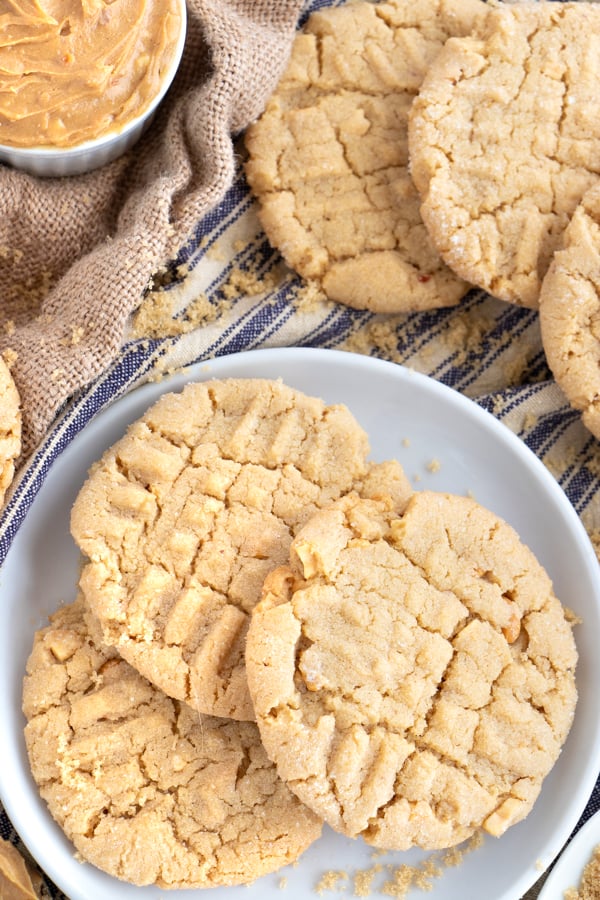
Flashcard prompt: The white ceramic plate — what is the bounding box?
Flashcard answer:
[1,348,599,900]
[538,809,600,899]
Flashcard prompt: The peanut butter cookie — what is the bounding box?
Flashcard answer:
[246,490,578,851]
[0,355,21,508]
[244,0,485,313]
[408,1,600,308]
[71,377,411,721]
[22,596,322,888]
[540,183,600,440]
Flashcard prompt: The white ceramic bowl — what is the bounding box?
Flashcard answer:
[0,0,187,178]
[1,348,599,900]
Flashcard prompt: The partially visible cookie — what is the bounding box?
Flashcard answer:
[0,355,21,508]
[0,837,37,900]
[22,596,322,889]
[71,377,411,721]
[408,1,600,308]
[539,183,600,440]
[246,490,578,851]
[244,0,485,313]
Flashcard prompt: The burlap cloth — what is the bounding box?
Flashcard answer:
[0,0,599,897]
[0,0,305,462]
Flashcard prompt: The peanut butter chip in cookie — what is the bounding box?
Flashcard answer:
[70,377,411,721]
[408,1,600,308]
[22,597,322,888]
[540,183,600,440]
[0,355,21,508]
[245,491,577,851]
[244,0,484,313]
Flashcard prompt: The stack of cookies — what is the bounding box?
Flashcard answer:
[244,0,600,440]
[22,377,578,889]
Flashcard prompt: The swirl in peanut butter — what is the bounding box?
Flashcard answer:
[0,0,183,148]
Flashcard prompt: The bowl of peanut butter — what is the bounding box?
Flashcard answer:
[0,0,187,177]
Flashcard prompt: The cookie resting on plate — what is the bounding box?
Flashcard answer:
[245,490,578,851]
[22,596,322,889]
[244,0,485,313]
[540,183,600,441]
[70,377,411,721]
[408,1,600,308]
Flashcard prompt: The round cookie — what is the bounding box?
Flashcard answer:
[539,183,600,440]
[71,377,411,721]
[0,355,21,508]
[244,0,485,314]
[22,596,322,889]
[246,490,578,851]
[408,1,600,309]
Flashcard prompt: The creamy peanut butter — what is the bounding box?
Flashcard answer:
[0,0,183,148]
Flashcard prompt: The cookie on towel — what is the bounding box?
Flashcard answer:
[245,490,578,850]
[244,0,485,313]
[408,1,600,308]
[22,596,322,888]
[540,183,600,440]
[0,355,21,508]
[71,377,411,721]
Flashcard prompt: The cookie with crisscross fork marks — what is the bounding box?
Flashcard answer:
[22,596,322,887]
[244,0,485,313]
[408,0,600,308]
[245,490,577,850]
[71,377,411,721]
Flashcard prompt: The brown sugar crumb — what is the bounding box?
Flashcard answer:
[353,865,382,897]
[221,266,280,300]
[441,309,495,365]
[381,864,420,898]
[564,843,600,900]
[205,243,227,262]
[316,832,485,898]
[2,348,18,369]
[132,291,232,339]
[522,411,539,431]
[59,326,85,348]
[442,831,483,867]
[293,279,332,313]
[315,870,348,895]
[344,318,403,361]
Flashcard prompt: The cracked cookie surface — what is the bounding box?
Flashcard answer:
[408,1,600,309]
[22,596,322,888]
[0,355,21,509]
[245,490,578,851]
[539,183,600,440]
[244,0,484,314]
[70,377,411,721]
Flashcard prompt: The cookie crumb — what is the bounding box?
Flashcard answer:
[426,458,441,473]
[278,875,288,890]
